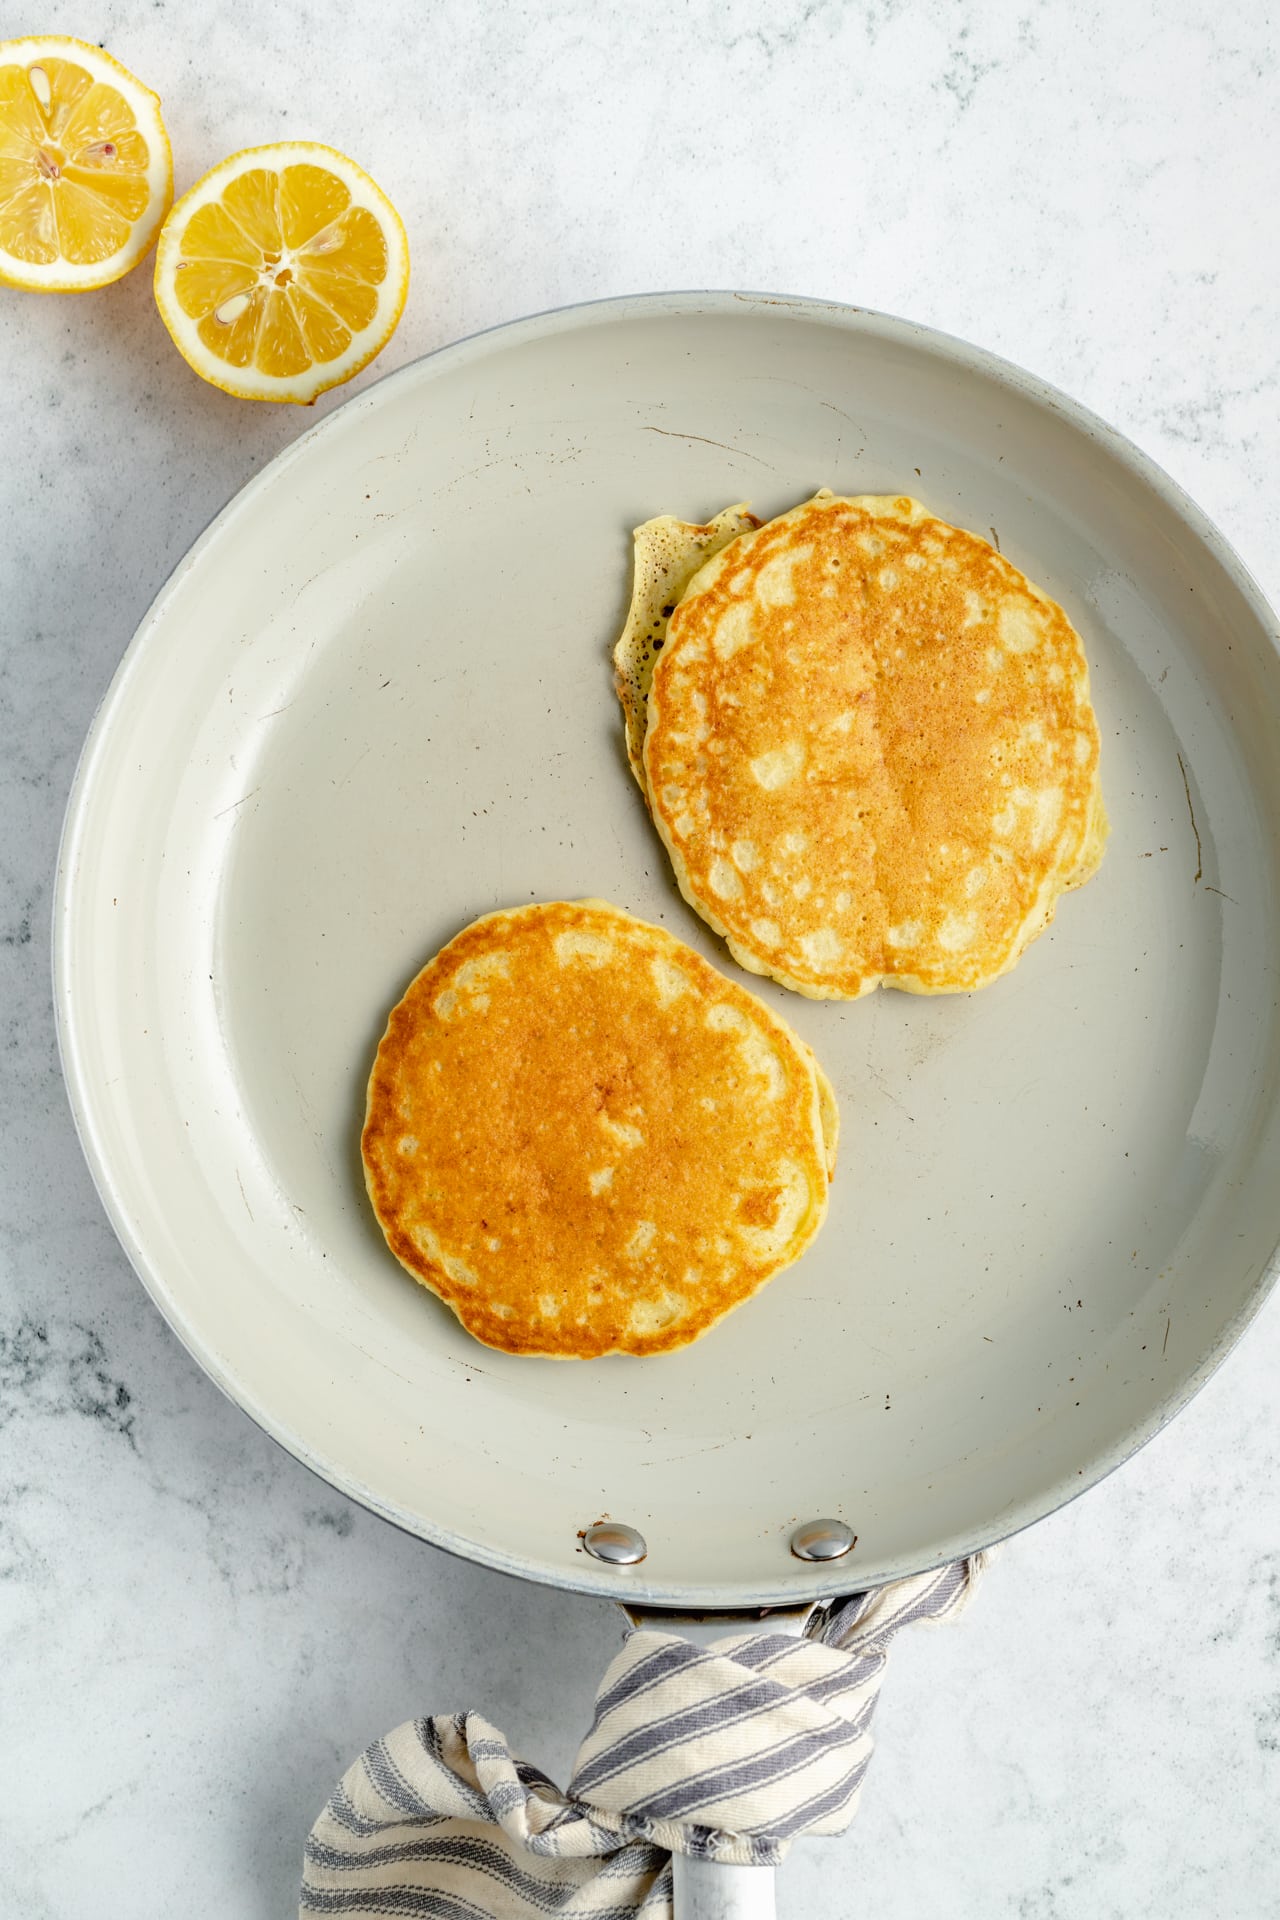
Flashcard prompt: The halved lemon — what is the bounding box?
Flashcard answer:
[0,35,172,291]
[154,141,410,404]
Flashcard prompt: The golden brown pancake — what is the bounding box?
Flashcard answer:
[634,491,1106,999]
[362,900,837,1358]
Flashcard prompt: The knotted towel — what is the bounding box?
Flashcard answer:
[302,1556,984,1917]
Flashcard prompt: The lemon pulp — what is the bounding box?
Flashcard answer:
[0,42,169,285]
[173,162,390,377]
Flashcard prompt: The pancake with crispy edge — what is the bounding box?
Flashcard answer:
[613,503,759,790]
[624,491,1105,999]
[362,899,838,1358]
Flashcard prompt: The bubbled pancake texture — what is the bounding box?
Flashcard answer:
[643,493,1105,998]
[362,901,835,1358]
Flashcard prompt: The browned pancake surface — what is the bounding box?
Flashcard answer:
[362,900,835,1357]
[643,493,1105,998]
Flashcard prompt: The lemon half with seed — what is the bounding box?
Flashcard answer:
[154,141,410,403]
[0,35,172,291]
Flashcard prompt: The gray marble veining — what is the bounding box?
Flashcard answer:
[2,1,1279,1914]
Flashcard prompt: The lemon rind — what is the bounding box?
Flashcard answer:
[152,140,410,405]
[0,35,172,293]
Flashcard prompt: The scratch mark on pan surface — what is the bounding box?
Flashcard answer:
[745,374,863,436]
[819,399,863,431]
[732,292,855,315]
[870,1072,915,1124]
[989,526,1001,552]
[641,426,776,469]
[214,787,261,819]
[1163,1317,1172,1356]
[335,746,372,793]
[439,454,524,493]
[1176,753,1203,884]
[650,1439,731,1466]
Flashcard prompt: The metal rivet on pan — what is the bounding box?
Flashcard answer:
[582,1520,648,1565]
[790,1518,857,1562]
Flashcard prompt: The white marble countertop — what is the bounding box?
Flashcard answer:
[3,2,1279,1914]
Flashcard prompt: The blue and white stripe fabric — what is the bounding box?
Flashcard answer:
[301,1556,984,1917]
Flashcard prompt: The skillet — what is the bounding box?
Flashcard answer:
[54,292,1280,1619]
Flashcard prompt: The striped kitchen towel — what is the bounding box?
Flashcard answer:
[301,1555,984,1917]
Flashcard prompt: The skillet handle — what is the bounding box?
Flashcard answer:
[672,1854,776,1918]
[621,1602,821,1920]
